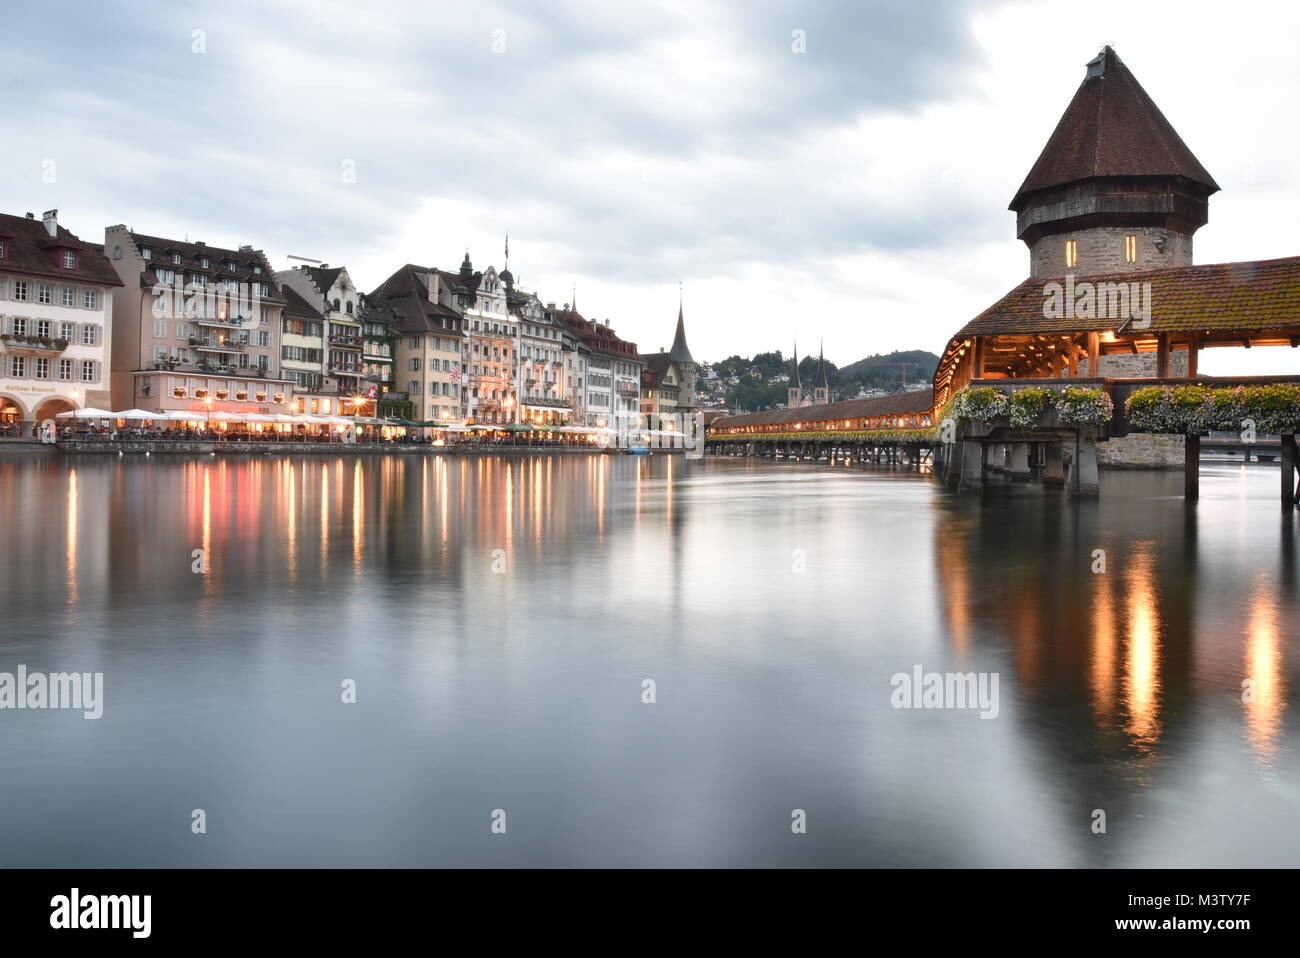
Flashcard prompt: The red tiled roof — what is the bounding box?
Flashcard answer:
[934,256,1300,391]
[0,213,122,287]
[1010,47,1218,209]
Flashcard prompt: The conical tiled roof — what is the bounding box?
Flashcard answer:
[1010,46,1219,210]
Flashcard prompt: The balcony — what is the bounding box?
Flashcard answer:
[195,315,244,328]
[328,334,364,349]
[1,334,70,354]
[329,360,360,374]
[190,337,245,352]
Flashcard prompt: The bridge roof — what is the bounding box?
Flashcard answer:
[935,255,1300,395]
[711,388,934,430]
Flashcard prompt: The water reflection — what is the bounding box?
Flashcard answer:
[0,453,1295,866]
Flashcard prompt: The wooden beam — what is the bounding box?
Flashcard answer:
[1087,332,1100,376]
[1156,333,1170,379]
[973,337,985,379]
[1186,333,1199,377]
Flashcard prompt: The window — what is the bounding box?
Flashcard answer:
[62,250,76,269]
[60,322,74,341]
[252,264,262,274]
[154,319,168,338]
[259,283,270,297]
[58,359,72,381]
[198,256,210,268]
[141,247,152,260]
[155,267,176,284]
[36,319,51,338]
[35,357,49,378]
[409,380,419,395]
[1124,234,1137,263]
[345,301,353,314]
[0,239,5,258]
[10,355,25,377]
[1064,239,1078,269]
[37,284,51,304]
[83,290,97,309]
[12,281,26,301]
[170,252,182,264]
[82,361,96,382]
[61,287,75,307]
[409,336,420,348]
[82,326,98,346]
[13,317,26,335]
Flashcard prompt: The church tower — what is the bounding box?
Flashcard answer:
[669,292,697,412]
[1011,46,1219,279]
[812,342,830,405]
[788,343,803,408]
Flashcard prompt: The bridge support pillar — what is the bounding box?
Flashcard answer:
[1282,434,1297,509]
[958,440,985,492]
[1067,436,1100,498]
[1185,435,1200,501]
[1043,443,1064,487]
[1008,442,1031,480]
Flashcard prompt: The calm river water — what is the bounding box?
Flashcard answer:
[0,451,1296,866]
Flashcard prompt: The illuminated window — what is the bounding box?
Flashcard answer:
[1064,240,1078,269]
[1124,235,1137,263]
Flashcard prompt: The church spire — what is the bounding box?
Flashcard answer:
[813,340,830,404]
[788,340,802,408]
[668,284,694,364]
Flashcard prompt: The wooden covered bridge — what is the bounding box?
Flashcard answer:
[705,46,1300,510]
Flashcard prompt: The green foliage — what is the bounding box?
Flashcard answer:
[1126,383,1300,435]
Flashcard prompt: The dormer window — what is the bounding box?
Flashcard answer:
[62,250,77,269]
[252,264,262,275]
[141,247,153,260]
[170,252,182,264]
[0,239,5,259]
[198,256,210,268]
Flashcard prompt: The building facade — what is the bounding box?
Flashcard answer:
[369,263,466,425]
[0,210,120,425]
[103,226,292,415]
[639,299,699,422]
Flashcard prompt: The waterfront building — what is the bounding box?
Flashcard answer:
[103,226,292,415]
[368,263,466,424]
[506,272,570,424]
[639,296,699,424]
[547,303,642,428]
[0,210,120,425]
[278,285,328,411]
[359,295,397,416]
[277,265,374,416]
[454,254,517,424]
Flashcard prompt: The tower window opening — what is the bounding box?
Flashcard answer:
[1064,240,1078,269]
[1124,234,1137,263]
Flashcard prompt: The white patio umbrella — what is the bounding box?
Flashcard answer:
[243,413,275,423]
[56,407,114,419]
[167,410,203,421]
[209,410,246,422]
[113,409,162,420]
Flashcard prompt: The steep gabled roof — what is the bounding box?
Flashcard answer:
[367,264,463,334]
[1010,46,1219,209]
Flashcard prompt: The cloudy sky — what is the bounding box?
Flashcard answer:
[4,0,1298,374]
